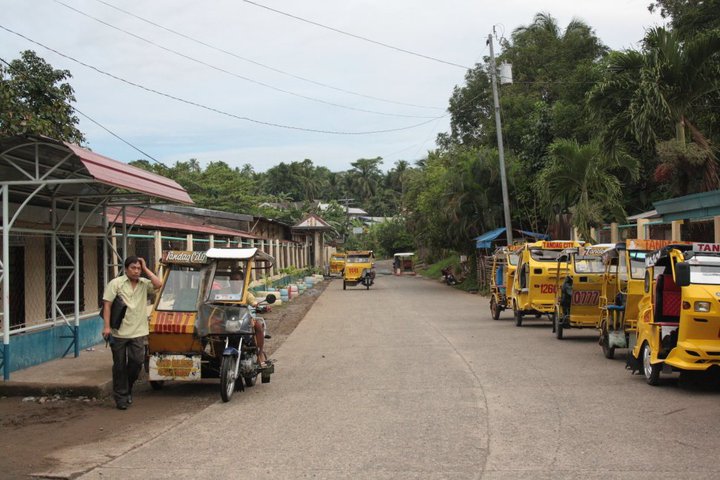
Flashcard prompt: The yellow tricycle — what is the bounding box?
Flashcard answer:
[343,250,375,290]
[489,245,522,320]
[629,242,720,385]
[552,244,612,339]
[512,240,588,327]
[329,252,346,276]
[597,239,679,359]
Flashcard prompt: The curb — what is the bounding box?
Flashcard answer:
[0,380,112,398]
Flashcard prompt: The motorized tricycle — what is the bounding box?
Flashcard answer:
[512,240,588,327]
[551,244,612,339]
[329,252,346,276]
[343,250,375,290]
[629,242,720,385]
[596,239,679,359]
[147,248,276,402]
[393,252,416,276]
[489,245,522,320]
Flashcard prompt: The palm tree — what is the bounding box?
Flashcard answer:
[589,27,720,195]
[348,157,383,201]
[536,139,637,241]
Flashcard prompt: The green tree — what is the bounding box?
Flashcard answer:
[0,50,85,143]
[589,27,720,196]
[367,218,414,257]
[648,0,720,38]
[535,139,637,241]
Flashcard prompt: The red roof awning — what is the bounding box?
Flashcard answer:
[65,143,192,204]
[108,206,259,238]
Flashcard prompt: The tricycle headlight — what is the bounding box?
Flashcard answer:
[694,301,711,312]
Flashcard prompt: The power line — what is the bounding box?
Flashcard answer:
[88,0,444,111]
[0,24,447,135]
[73,107,164,164]
[53,0,438,120]
[241,0,472,70]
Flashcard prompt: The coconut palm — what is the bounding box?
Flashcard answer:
[589,27,720,195]
[536,139,637,241]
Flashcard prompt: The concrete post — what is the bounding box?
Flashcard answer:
[250,240,256,281]
[610,223,619,243]
[637,219,649,240]
[153,230,162,275]
[111,227,119,277]
[209,234,214,249]
[186,234,193,250]
[714,216,720,243]
[313,231,321,268]
[671,220,683,241]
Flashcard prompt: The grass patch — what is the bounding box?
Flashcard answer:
[417,255,458,280]
[418,255,479,293]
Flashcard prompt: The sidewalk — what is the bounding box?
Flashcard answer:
[0,342,113,398]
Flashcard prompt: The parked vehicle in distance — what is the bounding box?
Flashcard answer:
[343,250,375,290]
[393,252,416,276]
[329,252,346,276]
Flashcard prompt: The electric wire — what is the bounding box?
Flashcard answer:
[0,24,447,135]
[241,0,472,70]
[73,107,163,164]
[87,0,444,111]
[53,0,438,119]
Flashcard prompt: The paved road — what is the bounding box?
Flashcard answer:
[81,273,720,479]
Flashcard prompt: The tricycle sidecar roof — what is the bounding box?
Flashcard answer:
[206,248,274,265]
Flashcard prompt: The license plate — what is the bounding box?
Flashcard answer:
[149,354,201,381]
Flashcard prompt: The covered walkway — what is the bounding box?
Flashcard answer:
[0,135,192,379]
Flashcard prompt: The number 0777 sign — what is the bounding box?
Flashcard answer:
[572,291,599,306]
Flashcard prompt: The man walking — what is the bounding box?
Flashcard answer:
[102,256,162,410]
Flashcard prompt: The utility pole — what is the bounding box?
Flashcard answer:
[487,30,513,246]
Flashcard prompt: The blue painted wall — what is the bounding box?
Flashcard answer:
[8,316,104,372]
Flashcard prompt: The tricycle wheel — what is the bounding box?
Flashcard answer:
[514,304,523,327]
[149,381,164,390]
[641,342,661,386]
[343,280,347,290]
[601,333,615,359]
[554,313,563,340]
[220,355,238,402]
[490,297,501,320]
[366,282,370,290]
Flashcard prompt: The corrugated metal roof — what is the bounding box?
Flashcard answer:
[65,143,192,204]
[107,206,260,238]
[654,190,720,221]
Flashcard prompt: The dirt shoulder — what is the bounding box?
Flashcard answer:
[0,279,330,479]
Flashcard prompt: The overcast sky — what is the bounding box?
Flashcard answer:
[1,0,664,172]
